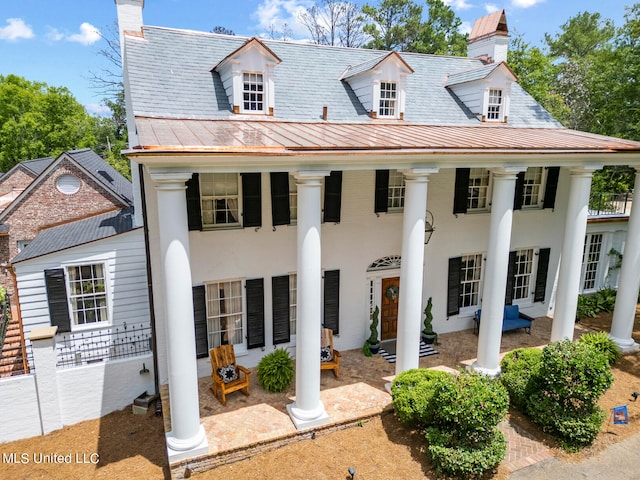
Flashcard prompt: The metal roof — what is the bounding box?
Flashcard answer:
[469,10,508,42]
[133,117,640,154]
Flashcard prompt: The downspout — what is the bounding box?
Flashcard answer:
[138,163,160,397]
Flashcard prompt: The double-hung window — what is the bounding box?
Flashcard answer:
[67,263,108,327]
[581,233,604,292]
[200,173,239,227]
[521,167,545,208]
[387,169,405,211]
[205,280,244,348]
[467,169,491,211]
[511,249,534,302]
[379,82,397,117]
[243,72,264,112]
[487,89,502,121]
[460,254,483,309]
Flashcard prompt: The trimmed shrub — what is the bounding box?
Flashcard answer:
[526,340,613,450]
[426,427,506,479]
[576,288,617,319]
[391,369,452,426]
[579,331,622,366]
[257,348,294,393]
[500,347,543,411]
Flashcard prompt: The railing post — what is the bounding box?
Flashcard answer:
[29,326,63,434]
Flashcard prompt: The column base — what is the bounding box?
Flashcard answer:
[608,335,640,355]
[287,401,329,430]
[166,425,209,463]
[469,361,501,378]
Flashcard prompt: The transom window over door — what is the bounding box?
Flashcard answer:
[379,82,397,117]
[200,173,239,227]
[487,89,502,121]
[67,263,108,327]
[206,280,243,348]
[468,169,491,211]
[460,253,483,309]
[243,72,264,112]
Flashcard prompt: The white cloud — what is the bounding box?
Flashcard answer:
[484,4,501,14]
[511,0,545,8]
[0,18,34,41]
[67,22,101,45]
[459,21,472,35]
[85,103,112,116]
[253,0,314,38]
[46,27,64,42]
[443,0,473,10]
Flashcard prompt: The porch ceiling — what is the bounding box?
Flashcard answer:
[132,116,640,155]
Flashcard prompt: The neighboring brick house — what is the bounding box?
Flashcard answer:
[0,148,133,377]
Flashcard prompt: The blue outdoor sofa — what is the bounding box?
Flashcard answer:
[473,305,534,335]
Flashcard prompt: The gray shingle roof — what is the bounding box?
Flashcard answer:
[445,63,502,86]
[12,208,136,263]
[123,26,561,128]
[20,157,55,176]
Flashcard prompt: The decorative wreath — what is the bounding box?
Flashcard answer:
[385,285,399,301]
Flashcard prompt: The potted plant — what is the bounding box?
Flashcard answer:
[421,297,438,345]
[363,306,381,356]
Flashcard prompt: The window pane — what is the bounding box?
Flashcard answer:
[379,82,397,117]
[67,263,108,327]
[243,72,264,112]
[200,173,239,227]
[512,249,533,300]
[460,254,482,308]
[387,169,405,210]
[206,280,244,348]
[487,89,502,120]
[468,169,490,210]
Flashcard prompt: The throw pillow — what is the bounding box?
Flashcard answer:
[320,346,333,362]
[218,364,238,383]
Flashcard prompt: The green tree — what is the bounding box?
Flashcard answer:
[0,75,97,172]
[411,0,467,55]
[362,0,423,51]
[545,11,615,59]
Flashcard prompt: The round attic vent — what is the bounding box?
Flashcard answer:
[56,174,81,195]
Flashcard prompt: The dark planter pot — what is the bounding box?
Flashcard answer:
[369,343,380,354]
[422,333,437,345]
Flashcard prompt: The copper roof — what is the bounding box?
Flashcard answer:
[133,117,640,154]
[469,10,508,42]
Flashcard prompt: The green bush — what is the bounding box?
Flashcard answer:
[576,288,617,320]
[426,427,506,479]
[500,348,543,411]
[257,348,294,393]
[579,331,622,366]
[391,369,452,426]
[526,340,613,450]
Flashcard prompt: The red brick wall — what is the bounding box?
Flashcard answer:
[0,168,37,196]
[1,159,127,294]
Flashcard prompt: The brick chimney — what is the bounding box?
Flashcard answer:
[114,0,144,59]
[468,10,509,64]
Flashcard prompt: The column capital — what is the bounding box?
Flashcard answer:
[293,170,330,184]
[149,171,193,190]
[490,166,522,177]
[568,164,602,175]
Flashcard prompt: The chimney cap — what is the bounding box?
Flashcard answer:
[469,9,508,42]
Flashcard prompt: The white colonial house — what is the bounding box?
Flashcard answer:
[115,0,640,462]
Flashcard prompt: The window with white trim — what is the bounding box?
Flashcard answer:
[522,167,545,208]
[582,234,603,291]
[289,273,297,335]
[200,173,239,227]
[387,169,405,211]
[460,253,483,309]
[205,280,244,348]
[243,72,264,112]
[67,263,109,327]
[288,175,298,223]
[379,82,397,117]
[487,89,502,121]
[512,249,534,301]
[17,240,30,253]
[467,168,491,211]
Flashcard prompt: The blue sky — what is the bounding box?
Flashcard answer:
[0,0,632,116]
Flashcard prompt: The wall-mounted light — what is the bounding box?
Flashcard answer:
[424,210,435,244]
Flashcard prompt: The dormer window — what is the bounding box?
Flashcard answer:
[243,73,264,112]
[487,89,502,121]
[213,37,281,116]
[379,82,397,117]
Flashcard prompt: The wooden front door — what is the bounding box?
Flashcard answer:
[380,277,400,340]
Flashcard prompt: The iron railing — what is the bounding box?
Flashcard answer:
[588,192,631,216]
[56,322,152,368]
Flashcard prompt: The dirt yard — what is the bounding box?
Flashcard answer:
[0,311,638,480]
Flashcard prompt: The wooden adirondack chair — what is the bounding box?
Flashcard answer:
[320,327,341,378]
[209,344,251,406]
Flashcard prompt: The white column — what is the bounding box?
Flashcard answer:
[29,326,62,435]
[151,172,208,462]
[551,167,596,341]
[287,171,330,430]
[395,168,437,374]
[609,169,640,353]
[473,168,518,376]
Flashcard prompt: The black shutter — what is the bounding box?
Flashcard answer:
[323,171,343,223]
[447,257,462,316]
[45,268,71,333]
[534,248,551,302]
[242,173,262,228]
[192,285,208,358]
[185,173,202,231]
[323,270,340,333]
[453,168,470,215]
[272,275,290,345]
[270,172,291,226]
[513,171,525,210]
[504,251,517,306]
[374,170,389,214]
[246,278,265,349]
[543,167,560,209]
